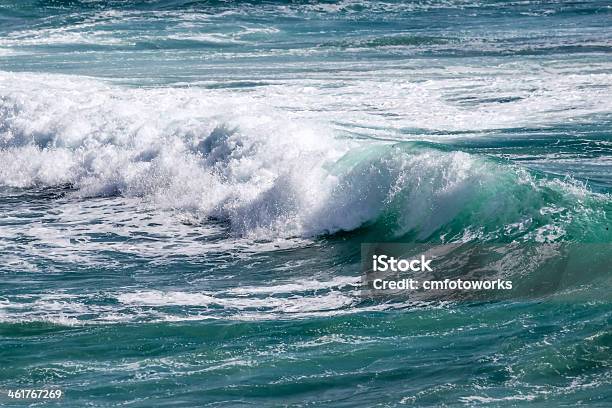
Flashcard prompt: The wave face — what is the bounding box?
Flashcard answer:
[1,1,611,407]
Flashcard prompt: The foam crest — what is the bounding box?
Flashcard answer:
[0,73,345,237]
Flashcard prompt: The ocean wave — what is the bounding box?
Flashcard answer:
[0,73,610,241]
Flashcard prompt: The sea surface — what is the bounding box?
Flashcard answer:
[0,1,611,406]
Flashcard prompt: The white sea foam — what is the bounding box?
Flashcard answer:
[227,276,360,295]
[0,293,438,325]
[115,287,358,313]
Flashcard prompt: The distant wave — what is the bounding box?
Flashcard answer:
[2,0,610,60]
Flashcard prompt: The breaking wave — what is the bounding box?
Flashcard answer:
[0,73,610,241]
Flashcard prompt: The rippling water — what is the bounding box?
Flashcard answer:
[1,1,611,406]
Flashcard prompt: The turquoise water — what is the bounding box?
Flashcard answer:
[0,1,611,406]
